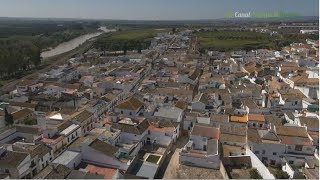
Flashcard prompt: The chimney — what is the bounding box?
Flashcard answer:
[270,124,276,133]
[0,146,6,156]
[156,121,161,128]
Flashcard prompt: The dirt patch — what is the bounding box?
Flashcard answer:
[163,149,223,179]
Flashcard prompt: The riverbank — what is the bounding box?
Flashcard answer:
[41,27,116,58]
[0,38,95,94]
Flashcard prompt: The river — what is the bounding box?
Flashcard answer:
[41,27,116,58]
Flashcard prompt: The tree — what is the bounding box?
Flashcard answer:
[30,47,41,67]
[24,116,37,125]
[137,43,142,54]
[274,169,290,179]
[4,107,13,126]
[172,27,176,34]
[123,43,127,55]
[250,168,262,179]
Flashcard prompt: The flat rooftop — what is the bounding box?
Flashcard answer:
[132,160,159,179]
[60,124,80,136]
[52,150,81,166]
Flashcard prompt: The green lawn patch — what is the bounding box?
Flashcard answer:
[146,154,161,164]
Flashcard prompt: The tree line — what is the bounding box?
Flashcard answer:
[0,20,100,82]
[94,39,150,55]
[0,39,41,79]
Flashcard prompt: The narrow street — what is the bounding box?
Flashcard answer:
[155,135,189,179]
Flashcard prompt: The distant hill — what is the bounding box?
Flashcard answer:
[218,16,319,23]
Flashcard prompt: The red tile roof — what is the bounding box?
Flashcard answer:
[248,114,265,122]
[191,124,219,139]
[85,164,117,179]
[41,135,64,145]
[278,136,312,146]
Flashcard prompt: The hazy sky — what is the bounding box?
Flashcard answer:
[0,0,318,20]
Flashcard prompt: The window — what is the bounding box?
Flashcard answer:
[306,147,312,151]
[148,130,150,135]
[202,137,207,141]
[262,157,268,162]
[289,160,294,165]
[259,124,263,128]
[273,152,277,155]
[255,151,260,154]
[253,123,256,127]
[129,112,132,115]
[121,111,123,114]
[295,145,303,151]
[262,150,266,154]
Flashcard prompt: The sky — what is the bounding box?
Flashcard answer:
[0,0,318,20]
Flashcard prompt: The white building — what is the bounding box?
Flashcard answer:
[247,128,286,166]
[179,124,220,169]
[114,97,144,117]
[153,106,184,122]
[147,119,180,147]
[52,150,81,169]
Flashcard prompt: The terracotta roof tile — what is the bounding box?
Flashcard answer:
[248,114,265,122]
[85,164,117,179]
[191,124,219,139]
[115,97,144,110]
[230,115,248,123]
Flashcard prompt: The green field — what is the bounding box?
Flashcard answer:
[196,31,274,51]
[110,29,165,40]
[95,28,168,53]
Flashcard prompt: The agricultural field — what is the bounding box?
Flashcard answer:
[109,28,165,40]
[196,30,274,51]
[196,30,319,52]
[94,28,168,53]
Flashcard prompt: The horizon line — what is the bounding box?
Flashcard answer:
[0,15,319,22]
